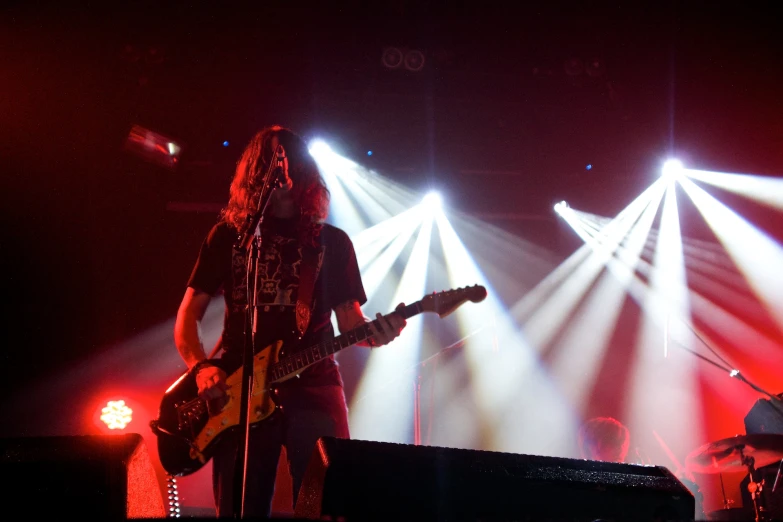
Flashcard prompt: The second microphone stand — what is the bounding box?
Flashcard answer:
[675,320,783,416]
[411,328,484,446]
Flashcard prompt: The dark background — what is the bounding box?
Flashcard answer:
[1,0,781,435]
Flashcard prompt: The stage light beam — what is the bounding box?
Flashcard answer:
[350,211,434,443]
[678,176,783,332]
[683,169,783,212]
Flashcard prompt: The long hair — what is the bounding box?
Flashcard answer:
[220,125,330,243]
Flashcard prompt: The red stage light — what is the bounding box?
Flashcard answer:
[99,399,133,430]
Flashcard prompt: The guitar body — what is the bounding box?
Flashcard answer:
[152,340,285,477]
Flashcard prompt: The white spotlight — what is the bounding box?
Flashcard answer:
[422,191,442,210]
[553,200,569,212]
[308,140,332,157]
[662,159,684,180]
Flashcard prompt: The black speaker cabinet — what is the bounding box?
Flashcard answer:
[0,432,165,520]
[295,437,695,521]
[744,396,783,435]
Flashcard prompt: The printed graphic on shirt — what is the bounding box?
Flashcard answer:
[230,233,324,308]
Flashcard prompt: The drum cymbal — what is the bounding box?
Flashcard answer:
[686,433,783,474]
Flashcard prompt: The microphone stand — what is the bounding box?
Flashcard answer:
[411,328,484,446]
[348,328,484,446]
[676,320,783,415]
[232,154,286,519]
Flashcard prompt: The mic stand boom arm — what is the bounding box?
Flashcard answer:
[677,320,783,415]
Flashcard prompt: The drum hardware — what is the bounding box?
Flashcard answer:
[686,434,783,522]
[719,472,734,511]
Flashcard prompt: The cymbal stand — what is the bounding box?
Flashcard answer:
[739,445,765,522]
[772,458,782,493]
[718,472,734,510]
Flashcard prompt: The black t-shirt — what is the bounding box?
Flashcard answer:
[186,217,367,387]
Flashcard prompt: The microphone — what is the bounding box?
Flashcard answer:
[275,145,292,191]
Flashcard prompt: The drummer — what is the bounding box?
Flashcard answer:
[578,416,706,519]
[577,416,630,462]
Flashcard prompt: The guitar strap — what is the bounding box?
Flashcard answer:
[295,245,322,338]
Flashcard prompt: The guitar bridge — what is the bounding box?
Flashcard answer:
[176,398,207,432]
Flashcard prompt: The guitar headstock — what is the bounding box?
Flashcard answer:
[421,285,487,318]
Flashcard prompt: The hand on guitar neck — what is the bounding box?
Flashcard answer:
[358,302,407,348]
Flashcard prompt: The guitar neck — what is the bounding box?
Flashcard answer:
[269,301,423,382]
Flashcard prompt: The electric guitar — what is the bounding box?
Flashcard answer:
[150,285,487,477]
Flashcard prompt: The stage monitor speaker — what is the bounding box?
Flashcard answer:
[295,437,694,522]
[0,432,165,520]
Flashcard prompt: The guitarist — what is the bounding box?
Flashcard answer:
[173,125,407,517]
